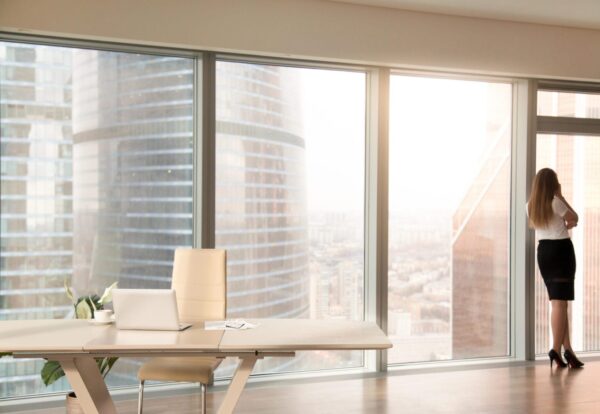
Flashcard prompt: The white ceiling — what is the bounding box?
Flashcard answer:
[328,0,600,30]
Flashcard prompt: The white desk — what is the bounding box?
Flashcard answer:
[0,319,391,414]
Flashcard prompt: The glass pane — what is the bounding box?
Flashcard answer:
[538,90,600,119]
[215,62,365,375]
[535,134,600,355]
[0,42,194,398]
[387,75,512,364]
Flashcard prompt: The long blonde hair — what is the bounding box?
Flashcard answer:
[528,168,559,228]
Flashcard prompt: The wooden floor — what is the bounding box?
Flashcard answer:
[14,361,600,413]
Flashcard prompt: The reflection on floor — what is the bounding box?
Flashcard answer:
[13,360,600,413]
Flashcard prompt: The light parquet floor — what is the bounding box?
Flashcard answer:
[12,361,600,413]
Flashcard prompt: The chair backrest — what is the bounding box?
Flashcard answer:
[171,248,227,322]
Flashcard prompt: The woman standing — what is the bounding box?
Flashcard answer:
[528,168,584,368]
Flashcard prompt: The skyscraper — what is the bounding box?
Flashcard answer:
[214,62,311,375]
[0,42,74,397]
[71,50,195,295]
[0,43,196,396]
[451,86,511,359]
[69,49,195,386]
[215,62,310,320]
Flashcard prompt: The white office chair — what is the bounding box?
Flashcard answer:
[137,248,227,414]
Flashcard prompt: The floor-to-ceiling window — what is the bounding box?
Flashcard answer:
[387,75,513,364]
[535,88,600,355]
[0,41,195,397]
[214,61,366,375]
[3,36,574,403]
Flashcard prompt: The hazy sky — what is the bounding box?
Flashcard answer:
[389,76,511,212]
[300,69,366,213]
[298,69,512,213]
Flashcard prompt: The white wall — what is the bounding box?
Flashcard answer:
[1,0,600,80]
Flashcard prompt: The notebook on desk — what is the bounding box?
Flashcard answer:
[112,289,191,331]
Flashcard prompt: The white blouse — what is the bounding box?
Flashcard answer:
[527,196,570,240]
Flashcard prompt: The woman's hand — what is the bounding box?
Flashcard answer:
[566,218,578,229]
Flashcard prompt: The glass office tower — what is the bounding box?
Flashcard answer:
[215,62,311,375]
[451,100,511,359]
[0,42,195,396]
[70,50,194,295]
[215,62,310,320]
[1,42,74,396]
[69,49,195,386]
[215,63,366,375]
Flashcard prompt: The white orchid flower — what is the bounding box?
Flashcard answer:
[64,280,78,305]
[99,281,118,305]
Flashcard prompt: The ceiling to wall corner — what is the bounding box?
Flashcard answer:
[327,0,600,30]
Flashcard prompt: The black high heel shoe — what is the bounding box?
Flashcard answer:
[548,349,567,368]
[564,349,584,368]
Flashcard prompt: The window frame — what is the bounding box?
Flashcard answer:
[384,70,519,367]
[5,31,582,402]
[210,56,372,376]
[532,80,600,357]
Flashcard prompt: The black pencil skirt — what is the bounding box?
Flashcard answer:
[537,238,576,301]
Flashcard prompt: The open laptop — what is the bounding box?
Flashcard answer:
[112,289,191,331]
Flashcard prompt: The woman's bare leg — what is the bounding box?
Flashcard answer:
[562,302,583,365]
[562,302,573,352]
[551,300,567,352]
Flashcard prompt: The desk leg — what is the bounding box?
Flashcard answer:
[59,357,118,414]
[217,356,258,414]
